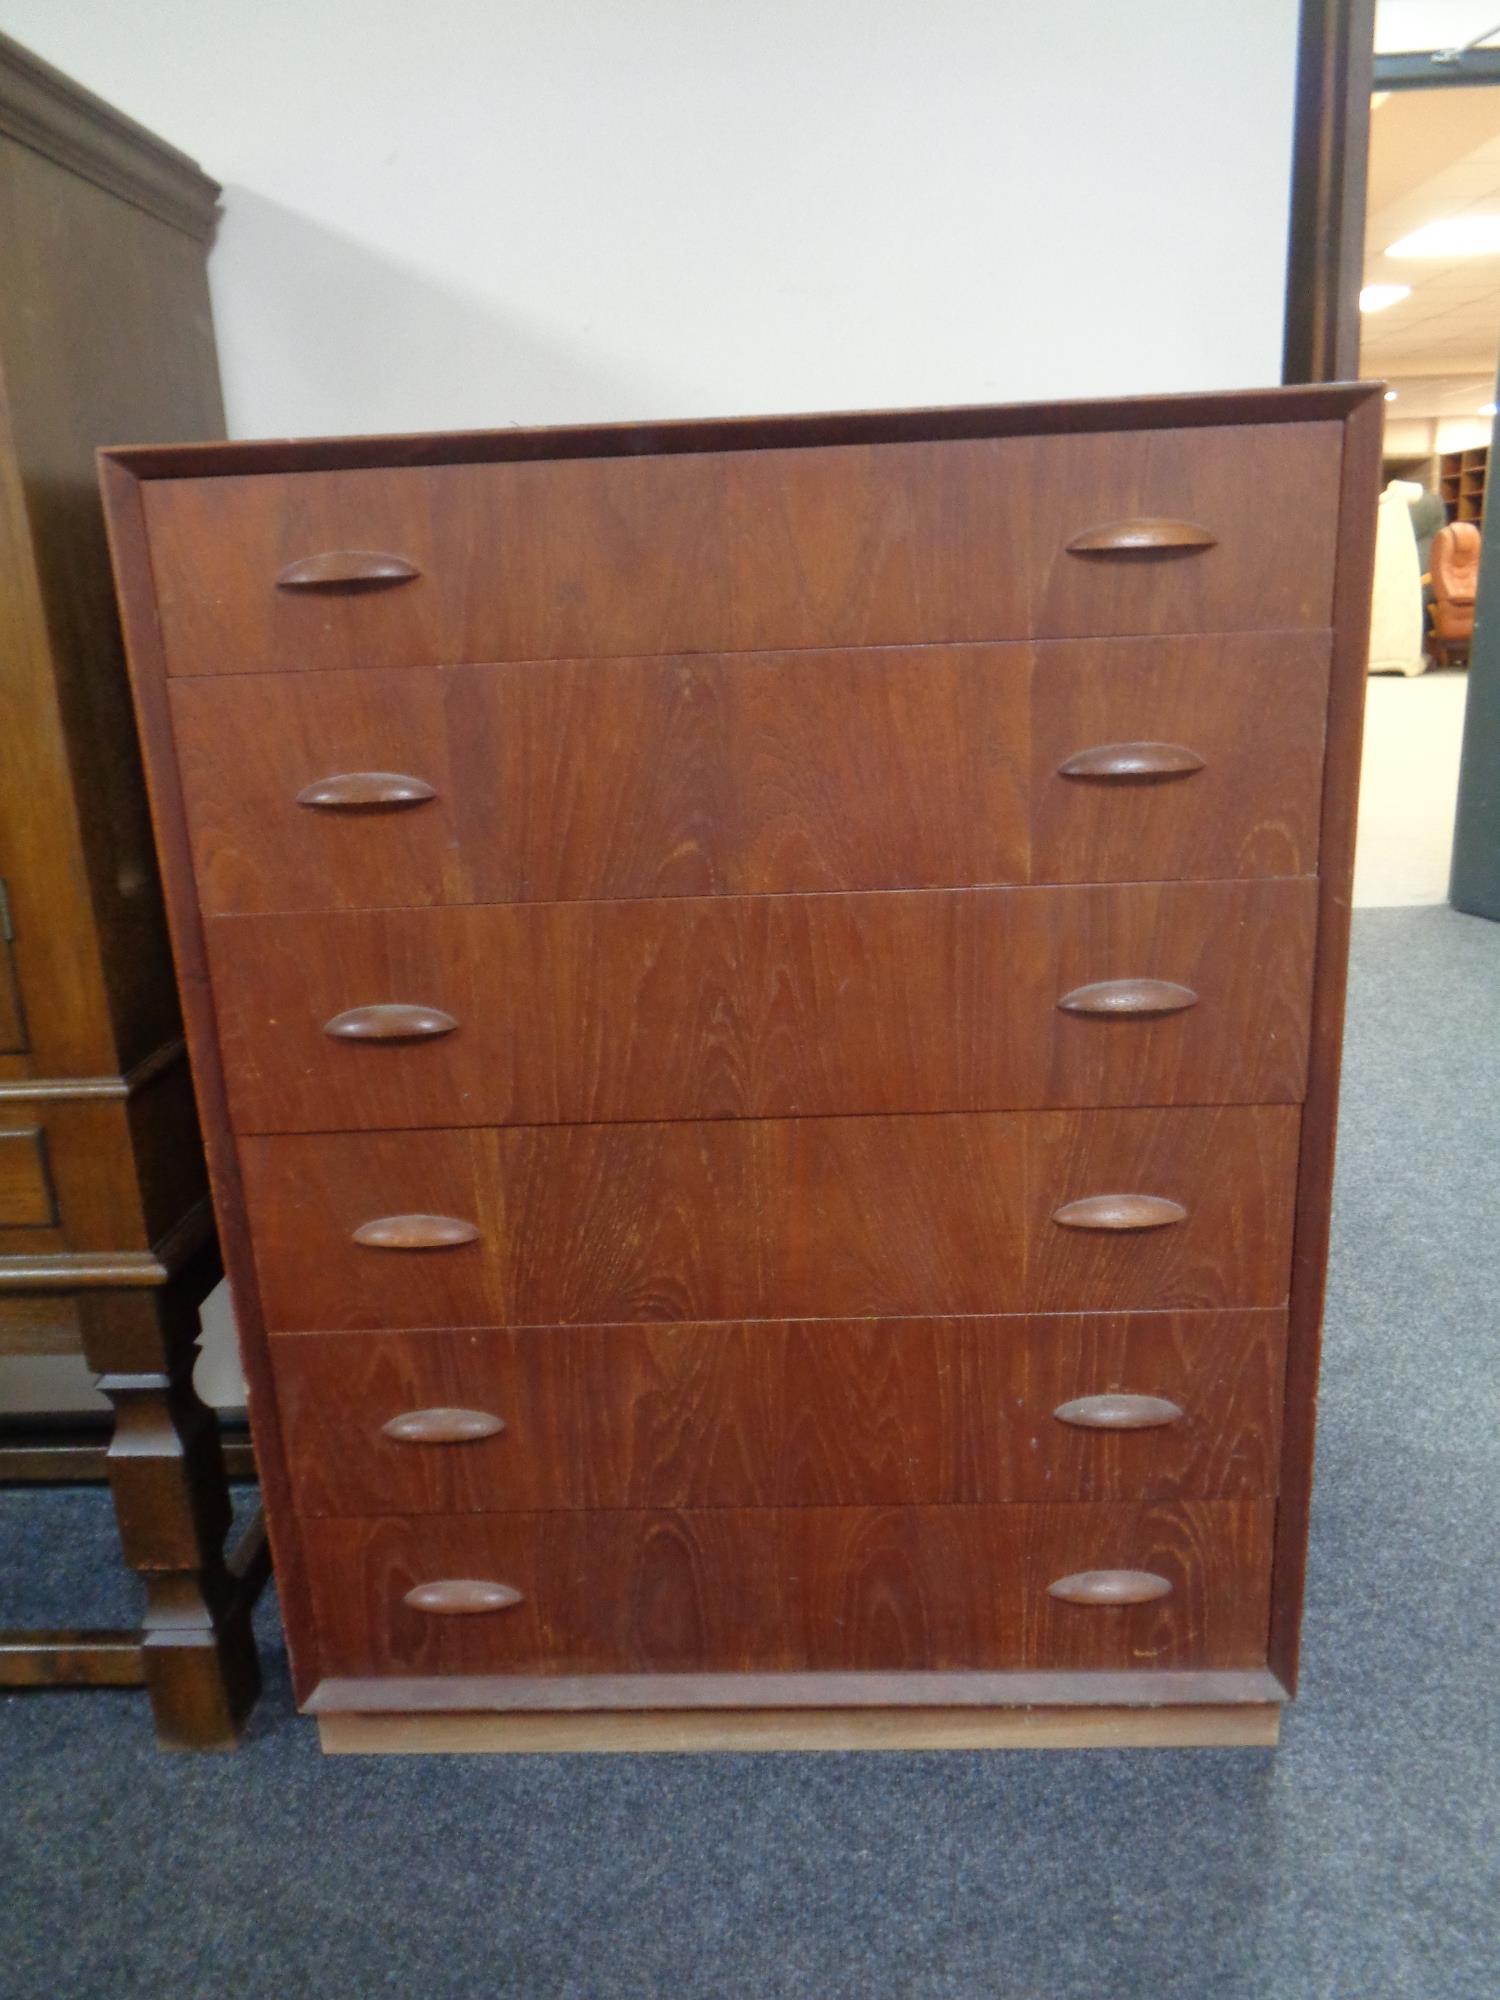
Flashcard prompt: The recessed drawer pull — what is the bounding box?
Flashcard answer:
[1056,742,1206,783]
[324,1003,458,1041]
[1051,1193,1187,1231]
[1052,1393,1184,1430]
[1057,978,1199,1018]
[403,1578,523,1615]
[1048,1570,1173,1606]
[297,772,437,810]
[1066,518,1218,554]
[352,1214,480,1250]
[275,550,420,590]
[382,1407,506,1445]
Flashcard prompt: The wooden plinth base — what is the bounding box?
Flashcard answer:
[318,1702,1280,1755]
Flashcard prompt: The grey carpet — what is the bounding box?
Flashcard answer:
[1,905,1496,2000]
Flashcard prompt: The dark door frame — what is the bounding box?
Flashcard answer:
[1283,0,1377,384]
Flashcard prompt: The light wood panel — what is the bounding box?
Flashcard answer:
[317,1703,1282,1752]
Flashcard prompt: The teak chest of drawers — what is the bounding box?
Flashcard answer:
[102,385,1381,1753]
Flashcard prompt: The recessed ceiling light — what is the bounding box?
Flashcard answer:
[1360,283,1411,312]
[1387,216,1500,258]
[1481,402,1498,417]
[1384,390,1399,402]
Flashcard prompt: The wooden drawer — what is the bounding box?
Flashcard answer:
[142,422,1341,678]
[208,878,1317,1133]
[274,1308,1287,1515]
[240,1105,1300,1331]
[301,1499,1275,1676]
[167,632,1331,914]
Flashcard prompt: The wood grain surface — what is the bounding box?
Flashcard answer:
[101,386,1381,1716]
[142,423,1342,677]
[1269,378,1383,1690]
[168,631,1331,914]
[103,380,1374,481]
[300,1499,1275,1676]
[0,1125,55,1227]
[1030,630,1331,883]
[240,1105,1300,1331]
[273,1307,1287,1515]
[304,1663,1286,1713]
[207,879,1316,1131]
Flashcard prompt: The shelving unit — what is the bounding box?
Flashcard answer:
[1440,445,1487,527]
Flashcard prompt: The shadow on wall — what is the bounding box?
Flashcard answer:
[210,189,675,439]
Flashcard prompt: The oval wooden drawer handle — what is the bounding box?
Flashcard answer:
[403,1578,523,1615]
[1053,1393,1184,1430]
[324,1003,457,1041]
[1066,518,1218,554]
[1051,1193,1187,1231]
[297,772,437,810]
[1057,742,1206,783]
[352,1214,480,1250]
[1048,1570,1173,1606]
[275,550,420,589]
[1057,978,1198,1018]
[382,1407,506,1445]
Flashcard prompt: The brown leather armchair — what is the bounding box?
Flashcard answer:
[1430,520,1481,666]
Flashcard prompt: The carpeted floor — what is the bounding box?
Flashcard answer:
[2,906,1496,2000]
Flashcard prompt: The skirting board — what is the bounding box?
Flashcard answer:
[318,1703,1281,1755]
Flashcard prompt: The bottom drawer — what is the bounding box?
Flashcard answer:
[301,1500,1273,1679]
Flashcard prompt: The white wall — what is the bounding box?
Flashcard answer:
[0,1,1301,439]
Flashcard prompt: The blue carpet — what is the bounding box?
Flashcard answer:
[1,906,1496,2000]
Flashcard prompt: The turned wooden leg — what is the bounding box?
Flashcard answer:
[78,1272,262,1750]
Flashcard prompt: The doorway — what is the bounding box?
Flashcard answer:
[1284,3,1500,910]
[1356,67,1500,902]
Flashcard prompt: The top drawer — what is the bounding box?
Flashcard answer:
[142,423,1343,676]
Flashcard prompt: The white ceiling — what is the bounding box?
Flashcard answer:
[1375,2,1500,54]
[1361,84,1500,412]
